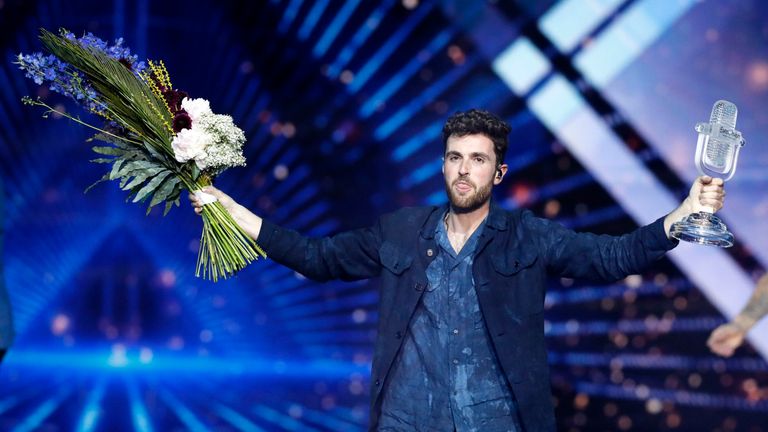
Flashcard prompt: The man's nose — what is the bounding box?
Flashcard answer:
[459,159,470,175]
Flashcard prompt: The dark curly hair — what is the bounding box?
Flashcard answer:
[441,109,510,168]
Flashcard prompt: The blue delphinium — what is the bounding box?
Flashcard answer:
[17,31,147,116]
[62,31,147,74]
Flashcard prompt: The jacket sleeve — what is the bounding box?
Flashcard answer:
[256,217,383,282]
[521,210,678,282]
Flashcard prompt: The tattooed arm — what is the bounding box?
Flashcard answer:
[707,273,768,357]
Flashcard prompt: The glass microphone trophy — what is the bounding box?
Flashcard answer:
[670,100,745,247]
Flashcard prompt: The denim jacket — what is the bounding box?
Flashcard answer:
[256,201,677,431]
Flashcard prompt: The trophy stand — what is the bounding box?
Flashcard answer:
[669,100,745,248]
[669,210,733,247]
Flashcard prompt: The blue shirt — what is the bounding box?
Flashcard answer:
[379,215,521,431]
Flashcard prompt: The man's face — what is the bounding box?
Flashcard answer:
[442,134,507,212]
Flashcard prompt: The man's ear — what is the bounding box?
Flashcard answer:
[494,163,508,185]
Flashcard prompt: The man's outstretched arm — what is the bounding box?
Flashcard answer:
[189,186,383,282]
[707,273,768,357]
[536,176,725,282]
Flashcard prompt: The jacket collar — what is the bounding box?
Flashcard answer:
[419,199,508,240]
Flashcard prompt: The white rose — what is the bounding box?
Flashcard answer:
[181,97,213,122]
[171,127,210,163]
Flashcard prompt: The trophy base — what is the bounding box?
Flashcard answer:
[669,212,734,248]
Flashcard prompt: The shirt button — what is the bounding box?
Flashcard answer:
[453,359,459,365]
[453,329,459,335]
[426,248,434,257]
[375,379,381,386]
[395,331,403,339]
[414,282,424,291]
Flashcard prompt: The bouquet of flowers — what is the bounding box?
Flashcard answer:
[16,29,265,281]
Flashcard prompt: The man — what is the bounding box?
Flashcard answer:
[0,178,14,364]
[707,273,768,357]
[191,109,724,431]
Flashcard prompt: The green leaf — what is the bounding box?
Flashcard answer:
[144,139,164,160]
[84,172,111,194]
[121,151,146,161]
[148,175,180,209]
[115,160,157,179]
[89,132,132,149]
[109,159,126,180]
[190,163,201,181]
[121,167,166,191]
[163,196,181,216]
[89,158,113,164]
[132,170,172,203]
[119,174,131,189]
[105,149,147,163]
[91,146,126,156]
[168,181,184,204]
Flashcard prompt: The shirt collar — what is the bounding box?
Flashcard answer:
[420,200,508,240]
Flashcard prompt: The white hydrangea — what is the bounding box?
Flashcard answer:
[194,113,246,172]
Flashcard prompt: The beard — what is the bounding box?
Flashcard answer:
[445,175,493,213]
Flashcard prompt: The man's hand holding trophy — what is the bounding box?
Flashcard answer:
[670,100,745,247]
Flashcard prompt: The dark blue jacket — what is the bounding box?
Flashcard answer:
[256,202,677,431]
